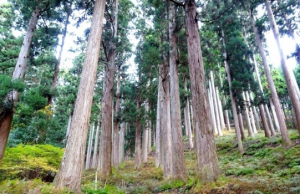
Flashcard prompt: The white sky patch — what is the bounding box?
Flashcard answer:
[0,0,8,5]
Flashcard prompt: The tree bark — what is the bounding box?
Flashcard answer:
[265,0,300,135]
[243,92,254,137]
[210,71,223,136]
[259,104,271,138]
[184,78,194,149]
[98,0,119,176]
[119,122,125,164]
[265,104,276,136]
[54,0,106,191]
[155,66,163,168]
[169,2,187,181]
[85,124,95,169]
[0,8,40,164]
[246,92,258,134]
[113,65,121,169]
[238,112,246,140]
[142,99,149,163]
[250,9,291,144]
[219,72,231,131]
[208,87,217,134]
[134,94,142,169]
[92,115,101,169]
[185,0,221,182]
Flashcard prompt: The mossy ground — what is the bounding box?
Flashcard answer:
[0,130,300,193]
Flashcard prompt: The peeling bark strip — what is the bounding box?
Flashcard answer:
[54,0,106,192]
[0,8,40,164]
[185,0,220,182]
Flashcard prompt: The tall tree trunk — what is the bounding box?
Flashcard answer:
[54,0,106,191]
[246,92,258,134]
[98,0,119,176]
[142,99,149,163]
[113,65,121,169]
[169,2,187,180]
[265,104,276,136]
[0,8,40,164]
[250,9,291,144]
[184,78,194,149]
[162,56,173,178]
[219,72,231,131]
[210,71,223,136]
[265,0,300,135]
[185,0,221,182]
[216,86,225,130]
[85,124,95,169]
[134,94,142,169]
[119,122,125,164]
[238,112,246,140]
[222,30,244,154]
[259,104,271,138]
[243,93,254,137]
[92,115,101,169]
[48,6,71,105]
[155,66,163,168]
[208,87,217,134]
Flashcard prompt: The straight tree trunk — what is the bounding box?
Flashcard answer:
[216,86,225,130]
[243,92,254,137]
[250,9,291,144]
[222,30,244,154]
[219,72,231,131]
[184,78,194,149]
[265,104,276,136]
[113,65,121,169]
[246,92,258,134]
[148,120,152,154]
[169,2,187,180]
[48,6,71,105]
[208,87,217,134]
[85,124,95,169]
[269,97,280,132]
[134,94,142,169]
[210,71,223,136]
[265,0,300,135]
[119,122,125,164]
[185,0,221,182]
[259,104,271,138]
[54,0,106,191]
[238,112,246,140]
[155,66,163,168]
[98,0,119,176]
[142,100,149,163]
[0,8,40,164]
[92,115,101,168]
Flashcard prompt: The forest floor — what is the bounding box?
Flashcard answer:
[0,129,300,194]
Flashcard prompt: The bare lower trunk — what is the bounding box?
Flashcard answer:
[113,65,121,169]
[86,124,95,169]
[208,87,217,134]
[222,30,244,154]
[246,92,258,134]
[265,0,300,135]
[185,0,220,182]
[169,2,187,180]
[119,122,125,164]
[238,113,246,140]
[184,79,194,149]
[98,0,118,176]
[0,8,40,164]
[135,95,142,169]
[216,87,225,130]
[265,104,276,136]
[243,92,254,137]
[250,9,290,144]
[269,97,280,133]
[259,104,271,138]
[210,72,223,136]
[92,116,101,168]
[142,99,149,163]
[54,0,106,191]
[155,67,163,168]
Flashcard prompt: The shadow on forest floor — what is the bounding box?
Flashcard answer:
[0,129,300,194]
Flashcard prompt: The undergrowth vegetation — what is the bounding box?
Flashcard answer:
[0,130,299,193]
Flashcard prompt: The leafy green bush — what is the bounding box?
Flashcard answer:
[0,144,63,182]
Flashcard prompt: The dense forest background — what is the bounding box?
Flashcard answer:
[0,0,300,193]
